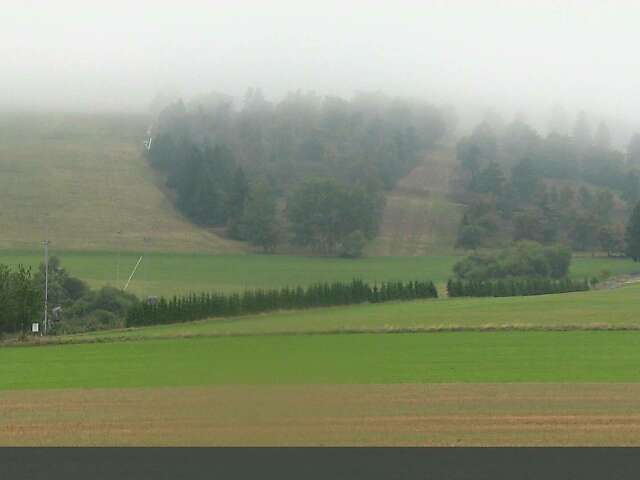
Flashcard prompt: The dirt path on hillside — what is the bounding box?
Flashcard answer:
[370,145,464,256]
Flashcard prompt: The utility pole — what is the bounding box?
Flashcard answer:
[116,230,122,286]
[43,239,50,335]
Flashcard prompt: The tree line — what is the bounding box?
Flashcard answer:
[446,277,590,298]
[125,279,438,327]
[148,90,451,255]
[0,264,40,335]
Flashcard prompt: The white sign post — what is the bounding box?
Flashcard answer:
[32,323,40,334]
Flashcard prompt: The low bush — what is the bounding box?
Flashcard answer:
[55,287,140,334]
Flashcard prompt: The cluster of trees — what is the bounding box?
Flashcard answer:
[149,134,283,250]
[625,202,640,261]
[0,265,40,335]
[287,177,385,255]
[452,242,572,281]
[458,114,637,194]
[0,257,139,336]
[34,257,139,333]
[126,278,438,327]
[446,277,590,298]
[59,286,139,333]
[148,90,451,255]
[455,113,638,252]
[154,90,450,189]
[448,242,586,298]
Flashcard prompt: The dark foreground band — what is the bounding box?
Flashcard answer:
[1,447,639,480]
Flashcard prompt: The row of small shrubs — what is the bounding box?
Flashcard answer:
[446,277,590,298]
[126,279,438,327]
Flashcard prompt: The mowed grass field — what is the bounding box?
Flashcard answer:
[0,113,242,253]
[0,250,456,295]
[0,249,635,297]
[4,331,640,445]
[5,331,640,390]
[1,249,639,445]
[4,280,640,445]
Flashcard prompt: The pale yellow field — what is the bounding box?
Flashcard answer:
[3,384,640,446]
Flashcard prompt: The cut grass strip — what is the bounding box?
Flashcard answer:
[3,331,640,390]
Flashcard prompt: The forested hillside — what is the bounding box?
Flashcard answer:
[453,114,640,253]
[147,91,453,256]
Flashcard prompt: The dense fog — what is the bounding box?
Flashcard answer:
[3,0,639,141]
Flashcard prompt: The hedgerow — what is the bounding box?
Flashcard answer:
[126,279,438,327]
[446,277,590,298]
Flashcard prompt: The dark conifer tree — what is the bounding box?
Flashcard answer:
[626,201,640,261]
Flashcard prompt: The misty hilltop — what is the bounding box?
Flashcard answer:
[2,0,639,137]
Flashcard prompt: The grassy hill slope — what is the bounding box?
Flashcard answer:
[0,113,244,253]
[367,145,464,255]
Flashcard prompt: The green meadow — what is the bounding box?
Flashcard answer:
[0,251,457,296]
[0,250,636,297]
[3,331,640,390]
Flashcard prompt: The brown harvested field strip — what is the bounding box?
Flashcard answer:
[3,384,640,446]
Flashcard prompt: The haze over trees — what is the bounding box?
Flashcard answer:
[238,179,280,252]
[147,90,451,255]
[628,134,640,168]
[454,110,640,255]
[287,177,384,256]
[149,91,640,260]
[625,202,640,261]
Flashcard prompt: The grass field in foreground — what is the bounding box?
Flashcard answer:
[4,384,640,446]
[3,331,640,390]
[72,283,640,341]
[0,250,636,297]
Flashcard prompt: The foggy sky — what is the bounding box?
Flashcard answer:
[3,0,639,136]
